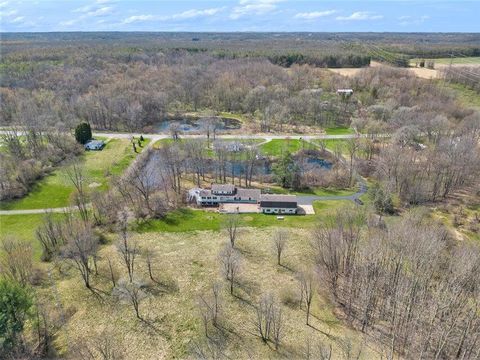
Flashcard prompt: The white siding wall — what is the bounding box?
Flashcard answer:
[261,207,297,214]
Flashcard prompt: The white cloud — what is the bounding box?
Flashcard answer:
[294,10,336,20]
[10,16,24,23]
[59,19,79,26]
[121,7,223,24]
[230,0,283,20]
[122,14,155,24]
[336,11,383,21]
[87,6,113,17]
[73,5,93,13]
[0,1,8,8]
[0,9,16,17]
[170,8,223,20]
[399,14,430,26]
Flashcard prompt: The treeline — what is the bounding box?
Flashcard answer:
[348,66,480,204]
[0,127,81,200]
[314,208,480,359]
[267,52,370,68]
[0,50,355,131]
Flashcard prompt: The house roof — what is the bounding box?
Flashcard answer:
[260,195,298,208]
[212,184,235,193]
[199,189,212,197]
[236,188,261,200]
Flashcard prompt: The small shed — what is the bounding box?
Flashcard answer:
[84,140,105,151]
[336,89,354,96]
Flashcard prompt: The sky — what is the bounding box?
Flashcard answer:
[0,0,479,33]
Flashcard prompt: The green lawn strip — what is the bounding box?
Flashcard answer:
[135,200,348,233]
[217,111,247,121]
[0,213,60,260]
[154,138,264,159]
[312,139,348,153]
[0,138,145,210]
[325,127,355,135]
[410,57,480,65]
[442,82,480,109]
[268,186,356,197]
[259,139,314,157]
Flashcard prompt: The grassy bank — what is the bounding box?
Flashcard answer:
[0,139,148,210]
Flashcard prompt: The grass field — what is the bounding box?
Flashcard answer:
[0,139,148,210]
[40,221,381,359]
[0,213,61,259]
[443,82,480,109]
[324,126,355,135]
[410,57,480,65]
[259,139,315,157]
[311,139,349,154]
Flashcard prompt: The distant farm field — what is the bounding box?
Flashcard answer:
[410,57,480,65]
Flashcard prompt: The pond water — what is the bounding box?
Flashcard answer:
[141,150,332,189]
[156,116,242,133]
[305,157,333,170]
[223,157,332,176]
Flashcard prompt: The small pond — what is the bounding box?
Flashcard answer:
[156,115,242,133]
[305,157,333,170]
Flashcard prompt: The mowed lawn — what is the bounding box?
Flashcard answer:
[135,200,348,233]
[275,187,357,197]
[0,213,61,259]
[312,139,349,153]
[259,139,315,156]
[0,139,148,210]
[324,126,355,135]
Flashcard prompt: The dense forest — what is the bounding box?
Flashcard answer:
[1,33,480,359]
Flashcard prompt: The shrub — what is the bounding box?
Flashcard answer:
[280,287,300,308]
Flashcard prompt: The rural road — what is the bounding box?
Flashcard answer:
[0,206,80,215]
[0,130,373,215]
[92,131,389,141]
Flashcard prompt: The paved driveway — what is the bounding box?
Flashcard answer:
[296,179,368,205]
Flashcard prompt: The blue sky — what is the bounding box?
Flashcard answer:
[1,1,479,32]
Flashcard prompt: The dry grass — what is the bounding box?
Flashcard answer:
[42,227,386,359]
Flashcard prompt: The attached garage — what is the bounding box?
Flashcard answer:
[259,195,298,215]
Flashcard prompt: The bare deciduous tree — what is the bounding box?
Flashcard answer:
[223,213,240,248]
[64,164,90,222]
[0,237,33,286]
[61,220,98,290]
[272,228,289,266]
[36,212,66,261]
[298,271,315,326]
[115,278,146,321]
[219,244,241,295]
[255,294,283,349]
[116,212,138,282]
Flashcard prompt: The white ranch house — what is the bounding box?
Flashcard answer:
[188,184,298,214]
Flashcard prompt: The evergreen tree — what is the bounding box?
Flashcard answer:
[272,152,301,189]
[0,278,33,352]
[74,122,92,144]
